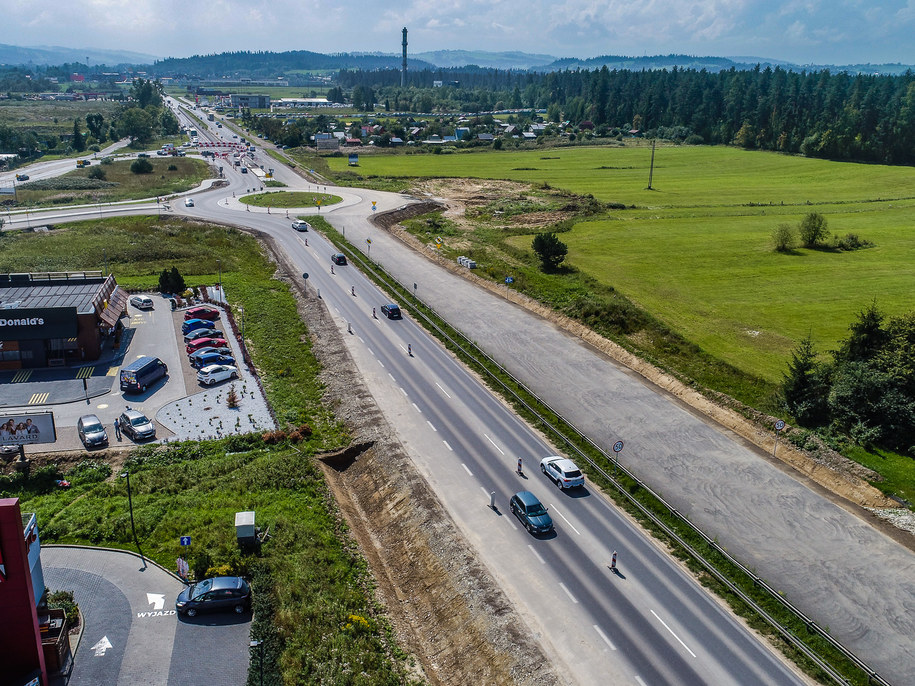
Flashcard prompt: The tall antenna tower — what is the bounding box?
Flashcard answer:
[401,27,408,87]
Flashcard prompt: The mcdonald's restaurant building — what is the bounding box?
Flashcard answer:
[0,271,128,369]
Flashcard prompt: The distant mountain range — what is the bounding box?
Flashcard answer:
[0,42,911,76]
[0,43,159,67]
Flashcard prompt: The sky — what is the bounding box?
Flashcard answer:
[3,0,915,65]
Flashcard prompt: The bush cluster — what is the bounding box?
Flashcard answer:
[19,177,118,191]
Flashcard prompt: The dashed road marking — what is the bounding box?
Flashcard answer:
[12,370,32,383]
[29,392,49,405]
[559,582,578,604]
[527,544,546,565]
[593,625,616,651]
[427,421,437,432]
[76,367,94,379]
[634,677,648,686]
[412,402,421,413]
[399,387,407,396]
[550,506,581,536]
[483,433,505,455]
[461,463,473,476]
[650,609,696,658]
[443,440,453,451]
[435,382,451,398]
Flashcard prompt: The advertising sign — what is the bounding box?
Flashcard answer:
[0,411,56,446]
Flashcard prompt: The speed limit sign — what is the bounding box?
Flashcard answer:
[775,419,786,431]
[613,440,624,453]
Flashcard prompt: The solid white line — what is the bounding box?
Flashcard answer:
[412,402,422,413]
[435,382,452,398]
[634,677,648,686]
[427,420,437,432]
[551,506,581,536]
[527,544,546,565]
[462,463,473,476]
[388,373,395,382]
[483,433,505,455]
[443,440,453,451]
[558,582,578,604]
[592,625,616,651]
[399,387,407,396]
[650,610,696,658]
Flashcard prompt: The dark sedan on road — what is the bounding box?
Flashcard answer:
[381,303,402,320]
[510,491,554,535]
[176,576,251,617]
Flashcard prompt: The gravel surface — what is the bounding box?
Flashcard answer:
[156,382,274,442]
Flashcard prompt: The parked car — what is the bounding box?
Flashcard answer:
[291,220,310,231]
[197,364,239,386]
[129,295,154,310]
[118,409,156,441]
[187,337,228,354]
[510,491,554,535]
[77,414,108,448]
[175,576,251,617]
[119,356,168,393]
[540,456,585,489]
[181,318,211,335]
[381,304,402,320]
[184,197,195,207]
[184,306,220,322]
[183,327,222,343]
[331,253,347,266]
[190,351,235,369]
[188,346,232,364]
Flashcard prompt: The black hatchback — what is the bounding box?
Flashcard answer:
[176,576,251,617]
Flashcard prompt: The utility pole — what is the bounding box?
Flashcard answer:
[647,138,656,190]
[401,27,408,87]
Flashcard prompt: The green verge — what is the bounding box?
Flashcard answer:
[310,214,880,685]
[11,158,212,207]
[0,216,418,685]
[239,191,342,209]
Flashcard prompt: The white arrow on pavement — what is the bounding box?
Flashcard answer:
[146,593,165,610]
[92,636,113,657]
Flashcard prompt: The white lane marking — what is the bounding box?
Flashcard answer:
[483,433,505,455]
[91,636,113,656]
[480,486,490,498]
[593,625,616,651]
[435,382,452,398]
[399,387,407,396]
[412,402,422,413]
[400,343,410,353]
[378,359,385,368]
[443,440,453,451]
[506,518,517,530]
[146,593,165,610]
[634,677,648,686]
[427,421,437,432]
[357,336,364,344]
[550,505,581,536]
[388,373,395,382]
[650,609,696,658]
[462,463,473,476]
[527,544,546,565]
[558,582,579,604]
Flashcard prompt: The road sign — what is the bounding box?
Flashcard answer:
[505,276,514,284]
[366,238,372,244]
[302,272,309,280]
[613,440,624,453]
[180,536,191,546]
[774,419,786,431]
[372,201,377,212]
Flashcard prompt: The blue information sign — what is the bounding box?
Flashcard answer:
[180,536,192,546]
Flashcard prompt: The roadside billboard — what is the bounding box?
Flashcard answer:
[0,411,56,446]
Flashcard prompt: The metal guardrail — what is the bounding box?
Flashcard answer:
[338,240,891,686]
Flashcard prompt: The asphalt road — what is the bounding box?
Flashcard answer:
[9,108,913,683]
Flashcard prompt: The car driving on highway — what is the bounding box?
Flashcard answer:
[540,456,585,489]
[381,304,402,320]
[291,220,310,231]
[509,491,554,535]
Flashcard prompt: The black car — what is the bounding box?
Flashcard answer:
[77,414,109,448]
[381,303,402,320]
[331,253,347,266]
[183,327,223,344]
[176,576,251,617]
[510,491,554,535]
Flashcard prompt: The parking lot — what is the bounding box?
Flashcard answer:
[1,293,273,453]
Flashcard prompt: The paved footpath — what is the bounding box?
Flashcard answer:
[43,546,250,686]
[328,205,915,685]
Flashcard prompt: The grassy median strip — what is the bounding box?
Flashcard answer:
[313,215,880,686]
[0,216,418,685]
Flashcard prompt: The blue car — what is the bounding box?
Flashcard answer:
[182,318,211,335]
[190,352,235,369]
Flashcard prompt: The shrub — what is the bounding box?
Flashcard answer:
[47,590,80,627]
[130,158,153,174]
[87,166,106,181]
[834,233,874,251]
[167,164,178,171]
[799,212,828,247]
[772,223,796,252]
[532,231,568,271]
[100,156,113,165]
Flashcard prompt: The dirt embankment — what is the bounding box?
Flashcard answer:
[263,238,559,686]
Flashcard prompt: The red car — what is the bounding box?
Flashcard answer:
[186,337,228,354]
[184,306,220,322]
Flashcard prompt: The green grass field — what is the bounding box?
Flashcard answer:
[0,98,121,136]
[328,145,915,382]
[240,190,341,208]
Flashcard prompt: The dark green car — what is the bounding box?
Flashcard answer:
[510,491,554,535]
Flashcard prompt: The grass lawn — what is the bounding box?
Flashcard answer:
[0,216,415,682]
[240,190,341,209]
[327,144,915,382]
[10,158,212,207]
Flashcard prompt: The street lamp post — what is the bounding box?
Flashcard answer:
[120,470,145,565]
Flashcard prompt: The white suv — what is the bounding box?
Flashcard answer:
[540,456,585,489]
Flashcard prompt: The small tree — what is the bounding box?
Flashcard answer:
[72,118,86,152]
[799,212,828,247]
[782,334,829,426]
[130,158,153,174]
[772,223,796,252]
[87,165,106,180]
[532,232,568,271]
